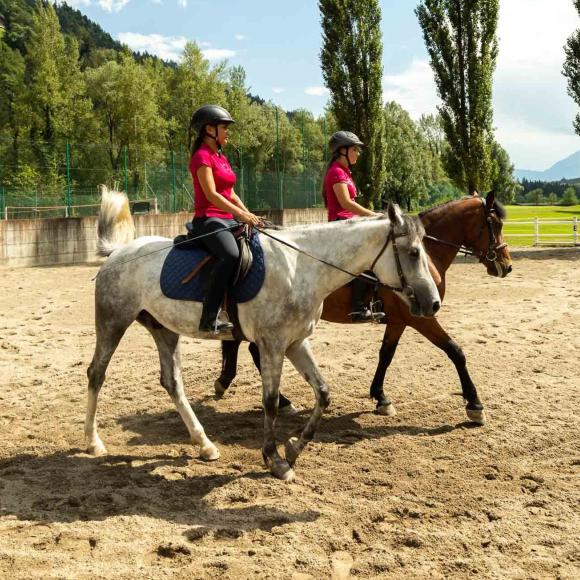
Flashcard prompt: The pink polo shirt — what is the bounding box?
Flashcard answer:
[189,143,236,219]
[323,160,357,221]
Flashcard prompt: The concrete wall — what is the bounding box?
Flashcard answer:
[0,208,327,268]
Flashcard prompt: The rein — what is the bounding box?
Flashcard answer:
[255,224,410,293]
[424,198,507,263]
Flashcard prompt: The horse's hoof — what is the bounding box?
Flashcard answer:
[87,441,107,456]
[284,436,300,466]
[466,408,486,425]
[214,379,227,400]
[279,403,299,416]
[270,458,295,482]
[376,403,397,417]
[200,442,220,461]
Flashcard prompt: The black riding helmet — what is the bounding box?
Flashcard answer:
[329,131,364,155]
[190,104,235,150]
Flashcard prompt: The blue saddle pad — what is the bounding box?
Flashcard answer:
[160,233,265,303]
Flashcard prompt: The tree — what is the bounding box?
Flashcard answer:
[490,141,521,204]
[416,0,499,194]
[561,186,579,205]
[563,1,580,135]
[547,192,558,205]
[383,102,430,210]
[527,188,544,205]
[319,0,385,206]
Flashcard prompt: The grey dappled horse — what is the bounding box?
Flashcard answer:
[86,189,440,480]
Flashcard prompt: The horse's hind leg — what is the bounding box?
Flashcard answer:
[139,313,219,460]
[86,322,129,456]
[215,340,242,398]
[283,339,330,468]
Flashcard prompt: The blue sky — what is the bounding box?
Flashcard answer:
[62,0,579,170]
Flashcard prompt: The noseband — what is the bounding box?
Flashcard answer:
[424,198,507,264]
[369,228,416,297]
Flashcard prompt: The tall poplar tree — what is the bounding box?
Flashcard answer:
[319,0,385,206]
[416,0,499,194]
[563,1,580,135]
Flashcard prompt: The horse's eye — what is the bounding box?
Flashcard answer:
[409,247,420,259]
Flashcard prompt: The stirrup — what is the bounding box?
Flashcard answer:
[349,307,385,323]
[199,309,234,336]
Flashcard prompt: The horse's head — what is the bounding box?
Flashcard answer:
[372,203,441,317]
[466,191,512,278]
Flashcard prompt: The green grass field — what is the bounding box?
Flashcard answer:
[502,205,580,247]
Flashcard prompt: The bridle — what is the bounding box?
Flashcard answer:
[424,198,507,264]
[369,228,416,297]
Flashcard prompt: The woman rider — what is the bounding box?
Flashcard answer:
[323,130,383,322]
[189,104,263,335]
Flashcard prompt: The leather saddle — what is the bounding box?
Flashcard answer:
[173,222,254,288]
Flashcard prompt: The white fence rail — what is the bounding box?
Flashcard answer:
[504,217,579,246]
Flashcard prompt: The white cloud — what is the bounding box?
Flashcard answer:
[57,0,91,7]
[235,34,247,41]
[305,86,329,96]
[272,87,286,94]
[202,48,236,60]
[383,59,439,119]
[384,1,580,169]
[98,0,130,11]
[118,32,187,61]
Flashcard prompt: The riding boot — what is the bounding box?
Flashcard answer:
[199,270,234,336]
[349,276,385,323]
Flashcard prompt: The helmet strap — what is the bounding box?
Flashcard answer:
[338,147,353,169]
[204,125,223,154]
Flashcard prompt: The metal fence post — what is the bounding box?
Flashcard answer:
[123,146,129,195]
[573,216,578,245]
[171,150,177,213]
[276,108,282,210]
[534,217,539,246]
[65,142,72,217]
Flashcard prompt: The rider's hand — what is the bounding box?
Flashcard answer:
[237,211,263,227]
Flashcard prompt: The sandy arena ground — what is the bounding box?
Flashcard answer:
[0,248,579,579]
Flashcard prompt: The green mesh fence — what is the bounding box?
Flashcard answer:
[0,140,324,219]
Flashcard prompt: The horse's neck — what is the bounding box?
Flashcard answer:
[282,219,387,301]
[422,200,474,273]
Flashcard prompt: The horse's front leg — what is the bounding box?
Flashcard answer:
[283,339,330,468]
[215,340,243,398]
[370,323,406,416]
[410,317,485,425]
[258,344,295,481]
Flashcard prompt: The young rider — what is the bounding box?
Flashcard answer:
[189,104,263,335]
[323,131,383,322]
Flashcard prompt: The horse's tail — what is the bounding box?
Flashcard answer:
[96,186,136,257]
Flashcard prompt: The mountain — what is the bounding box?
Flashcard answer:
[515,150,580,182]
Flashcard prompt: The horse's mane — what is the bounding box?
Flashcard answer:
[264,213,425,239]
[419,196,506,220]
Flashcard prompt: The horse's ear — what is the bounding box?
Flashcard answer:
[386,202,405,228]
[485,190,496,208]
[471,190,479,197]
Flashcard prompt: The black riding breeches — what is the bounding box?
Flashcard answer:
[192,217,239,314]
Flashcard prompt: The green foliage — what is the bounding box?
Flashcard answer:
[562,186,579,205]
[490,141,521,204]
[526,188,544,205]
[319,0,385,207]
[416,0,499,194]
[563,1,580,135]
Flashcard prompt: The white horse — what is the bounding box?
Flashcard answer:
[86,189,440,480]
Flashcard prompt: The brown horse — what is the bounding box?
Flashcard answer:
[216,191,511,424]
